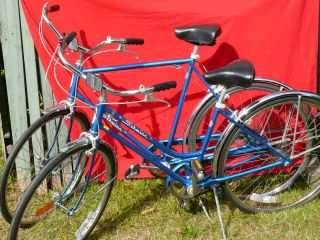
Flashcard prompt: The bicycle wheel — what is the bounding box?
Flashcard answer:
[216,92,320,212]
[187,82,286,176]
[8,140,116,240]
[0,108,90,226]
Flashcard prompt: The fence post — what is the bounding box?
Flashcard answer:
[0,0,31,185]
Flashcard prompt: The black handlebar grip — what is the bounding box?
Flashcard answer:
[123,38,144,45]
[47,5,60,12]
[65,31,77,45]
[153,81,177,92]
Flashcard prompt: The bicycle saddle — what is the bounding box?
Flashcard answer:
[175,25,221,46]
[204,59,255,87]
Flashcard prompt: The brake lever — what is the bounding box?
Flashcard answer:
[117,44,140,60]
[143,92,171,107]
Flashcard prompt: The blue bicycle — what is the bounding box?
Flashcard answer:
[7,4,320,240]
[0,3,293,228]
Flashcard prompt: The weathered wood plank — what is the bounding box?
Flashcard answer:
[0,0,28,142]
[0,0,31,185]
[19,4,41,125]
[39,61,56,108]
[19,3,44,175]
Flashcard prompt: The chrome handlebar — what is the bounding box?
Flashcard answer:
[42,3,63,40]
[42,4,175,97]
[102,84,154,96]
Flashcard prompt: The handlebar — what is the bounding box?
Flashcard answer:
[42,4,144,54]
[101,81,177,96]
[42,3,175,97]
[47,4,60,13]
[42,3,63,40]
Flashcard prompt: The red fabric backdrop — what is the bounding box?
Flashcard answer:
[21,0,319,178]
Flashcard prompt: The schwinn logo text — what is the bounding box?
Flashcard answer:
[123,120,149,139]
[106,115,123,133]
[105,114,150,140]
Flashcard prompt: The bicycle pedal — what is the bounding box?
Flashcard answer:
[179,198,192,211]
[125,164,140,180]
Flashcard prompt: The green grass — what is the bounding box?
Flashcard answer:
[2,177,320,239]
[90,180,320,240]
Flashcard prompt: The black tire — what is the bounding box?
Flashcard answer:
[216,93,320,212]
[0,109,90,226]
[8,140,116,240]
[187,82,284,176]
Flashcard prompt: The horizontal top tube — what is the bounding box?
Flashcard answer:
[82,58,193,74]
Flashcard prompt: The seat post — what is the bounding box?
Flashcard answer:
[215,86,227,109]
[191,45,200,59]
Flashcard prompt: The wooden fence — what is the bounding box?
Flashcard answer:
[0,0,55,160]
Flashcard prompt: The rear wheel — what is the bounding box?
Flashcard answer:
[8,142,116,240]
[0,109,89,226]
[217,94,320,212]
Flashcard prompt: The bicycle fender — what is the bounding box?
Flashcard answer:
[42,103,70,115]
[98,140,118,185]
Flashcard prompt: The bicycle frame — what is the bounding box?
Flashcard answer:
[68,57,291,191]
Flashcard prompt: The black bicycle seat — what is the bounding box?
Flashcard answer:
[175,25,221,46]
[204,59,255,87]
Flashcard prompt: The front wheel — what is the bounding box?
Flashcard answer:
[8,140,116,240]
[0,108,90,226]
[217,92,320,212]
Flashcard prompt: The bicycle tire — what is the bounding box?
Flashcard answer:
[216,92,320,212]
[8,140,116,240]
[0,108,90,227]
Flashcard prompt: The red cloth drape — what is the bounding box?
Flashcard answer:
[21,0,319,178]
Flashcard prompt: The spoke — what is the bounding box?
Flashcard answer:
[290,96,301,157]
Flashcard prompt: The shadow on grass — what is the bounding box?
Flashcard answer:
[89,180,242,239]
[90,179,169,239]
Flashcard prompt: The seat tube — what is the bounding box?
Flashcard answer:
[198,87,227,161]
[198,108,220,161]
[167,60,194,148]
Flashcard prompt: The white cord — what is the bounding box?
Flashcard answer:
[81,49,117,67]
[38,16,69,71]
[53,52,96,108]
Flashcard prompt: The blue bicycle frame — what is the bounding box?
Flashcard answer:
[65,56,291,190]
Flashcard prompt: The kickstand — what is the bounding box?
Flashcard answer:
[212,186,227,240]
